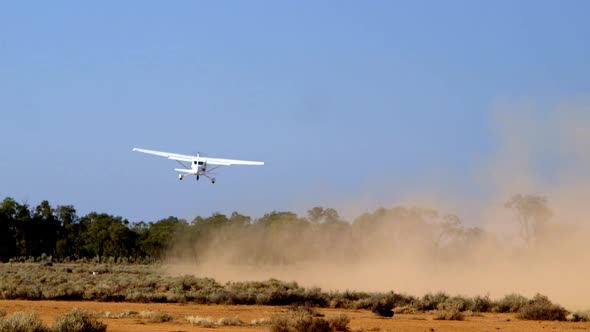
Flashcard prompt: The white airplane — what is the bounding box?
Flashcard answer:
[132,148,264,184]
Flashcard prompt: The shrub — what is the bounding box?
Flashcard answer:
[0,312,50,332]
[138,311,172,323]
[516,294,568,321]
[327,313,350,331]
[434,309,465,321]
[569,310,590,322]
[149,312,172,323]
[52,309,106,332]
[217,316,245,326]
[493,293,528,313]
[269,306,331,332]
[470,295,492,312]
[414,292,449,311]
[437,296,472,312]
[185,315,244,327]
[186,316,215,327]
[102,309,137,318]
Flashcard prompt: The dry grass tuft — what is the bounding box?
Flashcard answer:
[186,316,215,327]
[433,308,465,321]
[185,315,245,327]
[269,305,336,332]
[52,309,107,332]
[138,310,172,323]
[0,312,50,332]
[327,313,350,331]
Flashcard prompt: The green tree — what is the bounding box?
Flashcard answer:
[0,197,18,261]
[55,205,86,258]
[33,200,60,257]
[82,213,138,258]
[139,217,186,257]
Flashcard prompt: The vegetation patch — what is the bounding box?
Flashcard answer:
[186,315,245,327]
[327,313,350,331]
[138,310,172,323]
[434,309,465,321]
[52,309,106,332]
[516,294,568,321]
[100,309,138,319]
[568,310,590,322]
[269,305,344,332]
[492,293,528,313]
[0,312,50,332]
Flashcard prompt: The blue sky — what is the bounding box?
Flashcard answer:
[1,1,588,223]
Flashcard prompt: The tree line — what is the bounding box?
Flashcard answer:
[0,194,553,263]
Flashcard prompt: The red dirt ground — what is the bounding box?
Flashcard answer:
[1,300,589,332]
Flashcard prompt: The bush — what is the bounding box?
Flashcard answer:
[186,316,215,327]
[269,306,331,332]
[217,316,244,326]
[0,312,51,332]
[437,296,472,312]
[516,294,568,321]
[327,314,350,331]
[414,292,449,311]
[470,295,492,312]
[493,293,528,313]
[52,309,106,332]
[569,310,590,322]
[138,311,172,323]
[149,312,172,323]
[434,309,465,321]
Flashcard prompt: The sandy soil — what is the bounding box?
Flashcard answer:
[1,300,588,332]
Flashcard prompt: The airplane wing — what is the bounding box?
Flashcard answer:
[199,157,264,166]
[133,148,264,166]
[133,148,194,162]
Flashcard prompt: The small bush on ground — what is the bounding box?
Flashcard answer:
[101,309,138,318]
[434,309,465,321]
[250,318,269,326]
[569,310,590,322]
[327,313,350,331]
[470,295,492,312]
[0,312,50,332]
[493,293,528,313]
[186,316,215,327]
[516,294,568,321]
[433,297,467,321]
[413,292,449,311]
[269,305,333,332]
[52,309,106,332]
[138,310,172,323]
[186,315,244,327]
[217,316,245,326]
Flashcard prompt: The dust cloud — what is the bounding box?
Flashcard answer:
[163,103,590,310]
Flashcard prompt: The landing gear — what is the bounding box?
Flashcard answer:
[211,178,216,184]
[196,175,200,181]
[179,174,183,181]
